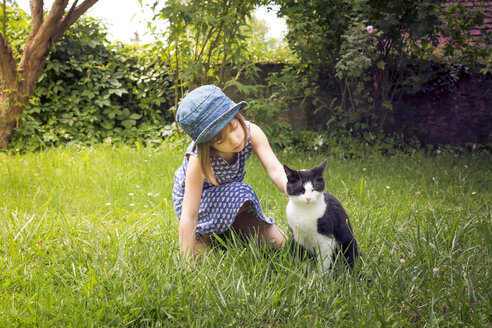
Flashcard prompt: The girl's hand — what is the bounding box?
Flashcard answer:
[179,227,211,262]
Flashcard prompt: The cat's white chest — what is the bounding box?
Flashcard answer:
[286,192,337,271]
[286,196,326,250]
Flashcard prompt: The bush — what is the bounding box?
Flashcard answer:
[10,17,175,151]
[275,0,490,140]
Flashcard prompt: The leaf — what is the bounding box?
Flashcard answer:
[95,98,111,108]
[129,113,142,120]
[377,60,386,70]
[81,90,95,99]
[121,119,136,129]
[109,88,128,97]
[382,100,393,111]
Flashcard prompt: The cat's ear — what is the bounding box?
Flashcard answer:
[283,165,296,178]
[313,160,327,174]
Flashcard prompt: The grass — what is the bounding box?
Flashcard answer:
[0,143,490,327]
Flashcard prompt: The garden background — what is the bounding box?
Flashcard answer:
[1,0,491,326]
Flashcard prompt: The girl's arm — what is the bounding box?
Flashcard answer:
[250,123,287,195]
[179,155,205,260]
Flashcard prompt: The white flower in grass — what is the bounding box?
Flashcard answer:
[129,193,134,196]
[433,267,439,276]
[386,186,390,189]
[144,205,148,208]
[144,160,148,162]
[136,185,140,189]
[400,259,406,266]
[471,192,476,195]
[105,203,111,206]
[147,193,152,196]
[130,203,135,207]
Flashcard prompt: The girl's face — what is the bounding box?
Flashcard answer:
[211,119,246,153]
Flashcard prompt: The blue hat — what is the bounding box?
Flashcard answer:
[176,85,247,144]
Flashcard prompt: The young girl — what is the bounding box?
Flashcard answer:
[172,85,287,259]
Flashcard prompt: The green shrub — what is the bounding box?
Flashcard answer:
[0,2,30,62]
[10,17,175,151]
[275,0,490,139]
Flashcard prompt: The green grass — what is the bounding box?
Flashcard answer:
[1,143,490,327]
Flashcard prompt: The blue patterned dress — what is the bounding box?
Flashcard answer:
[172,122,274,237]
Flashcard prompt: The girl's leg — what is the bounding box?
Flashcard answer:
[232,202,285,248]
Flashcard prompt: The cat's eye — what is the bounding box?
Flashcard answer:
[287,177,298,183]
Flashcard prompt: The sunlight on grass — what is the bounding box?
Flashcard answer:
[0,144,490,326]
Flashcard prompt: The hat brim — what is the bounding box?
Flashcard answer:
[194,101,247,144]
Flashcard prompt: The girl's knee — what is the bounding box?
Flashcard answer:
[265,224,286,248]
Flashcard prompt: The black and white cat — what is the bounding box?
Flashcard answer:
[284,160,358,273]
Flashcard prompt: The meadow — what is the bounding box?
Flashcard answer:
[0,142,490,327]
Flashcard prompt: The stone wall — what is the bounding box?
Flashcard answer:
[231,63,491,146]
[391,68,492,145]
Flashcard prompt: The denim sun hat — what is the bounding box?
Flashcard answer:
[176,85,247,144]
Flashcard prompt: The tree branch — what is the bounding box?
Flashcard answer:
[29,0,44,38]
[18,0,68,78]
[0,33,17,89]
[53,0,98,41]
[3,0,6,37]
[19,0,98,94]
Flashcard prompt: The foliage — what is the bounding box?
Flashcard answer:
[275,0,490,139]
[234,64,413,155]
[278,0,353,74]
[149,0,270,112]
[244,11,298,64]
[240,65,318,149]
[334,19,388,128]
[0,2,30,62]
[437,2,491,70]
[1,145,490,326]
[10,17,175,151]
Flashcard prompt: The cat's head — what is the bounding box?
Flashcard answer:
[284,160,327,205]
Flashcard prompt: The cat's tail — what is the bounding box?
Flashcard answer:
[343,237,358,270]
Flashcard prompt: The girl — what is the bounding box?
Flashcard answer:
[172,85,287,259]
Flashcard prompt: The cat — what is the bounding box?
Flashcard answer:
[284,160,358,273]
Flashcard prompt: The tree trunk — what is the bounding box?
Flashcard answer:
[0,0,99,149]
[0,92,28,149]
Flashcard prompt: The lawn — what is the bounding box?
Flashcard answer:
[0,143,490,327]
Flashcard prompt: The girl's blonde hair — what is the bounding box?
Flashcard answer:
[197,113,248,185]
